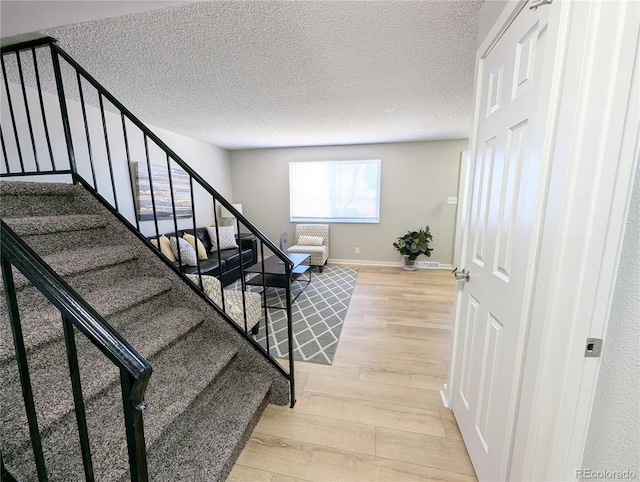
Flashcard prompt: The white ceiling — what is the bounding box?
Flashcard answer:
[1,1,482,150]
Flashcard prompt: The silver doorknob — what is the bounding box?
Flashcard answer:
[452,267,470,281]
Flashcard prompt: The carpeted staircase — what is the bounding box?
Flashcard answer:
[0,180,289,481]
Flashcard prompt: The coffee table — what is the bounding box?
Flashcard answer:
[244,253,311,305]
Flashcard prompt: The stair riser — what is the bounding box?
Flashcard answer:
[0,182,106,217]
[0,181,80,197]
[16,228,111,257]
[3,259,143,317]
[234,342,291,407]
[0,195,98,218]
[5,214,135,258]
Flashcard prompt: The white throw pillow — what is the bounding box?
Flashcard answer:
[206,225,238,251]
[297,235,324,246]
[169,236,198,266]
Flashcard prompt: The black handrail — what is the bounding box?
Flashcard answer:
[0,36,56,53]
[0,220,151,481]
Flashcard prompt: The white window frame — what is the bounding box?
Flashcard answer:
[289,159,381,223]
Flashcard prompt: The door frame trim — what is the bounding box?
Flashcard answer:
[511,1,639,479]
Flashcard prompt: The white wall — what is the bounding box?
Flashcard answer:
[1,79,232,237]
[1,1,191,40]
[582,163,640,473]
[229,140,467,266]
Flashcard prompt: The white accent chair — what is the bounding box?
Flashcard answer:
[287,224,329,272]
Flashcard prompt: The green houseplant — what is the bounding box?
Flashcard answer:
[393,225,433,270]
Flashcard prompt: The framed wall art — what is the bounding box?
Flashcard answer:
[132,162,192,221]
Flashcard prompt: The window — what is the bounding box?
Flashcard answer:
[289,159,381,223]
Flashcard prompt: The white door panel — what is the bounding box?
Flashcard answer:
[451,3,551,480]
[448,1,640,480]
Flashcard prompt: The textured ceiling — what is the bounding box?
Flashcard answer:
[34,1,482,150]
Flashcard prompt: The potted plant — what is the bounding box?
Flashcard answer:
[393,225,433,270]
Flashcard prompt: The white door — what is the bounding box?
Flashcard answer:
[450,3,553,480]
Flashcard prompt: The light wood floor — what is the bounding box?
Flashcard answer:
[228,265,476,482]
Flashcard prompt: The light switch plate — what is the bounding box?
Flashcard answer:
[447,197,458,205]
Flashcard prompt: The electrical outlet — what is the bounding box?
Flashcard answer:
[446,196,458,205]
[355,247,360,255]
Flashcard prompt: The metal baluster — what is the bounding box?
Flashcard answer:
[1,127,9,173]
[189,181,205,292]
[61,315,94,482]
[31,47,56,171]
[238,217,250,324]
[98,94,118,211]
[212,219,226,312]
[120,370,148,482]
[181,166,204,291]
[50,44,77,181]
[0,257,48,481]
[76,72,97,188]
[1,54,25,172]
[236,216,249,333]
[259,242,270,355]
[15,50,40,171]
[211,199,226,311]
[121,114,140,231]
[143,135,161,244]
[285,269,296,408]
[167,156,186,279]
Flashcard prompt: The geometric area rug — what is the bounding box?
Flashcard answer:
[250,266,358,365]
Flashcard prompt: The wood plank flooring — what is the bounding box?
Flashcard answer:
[228,266,476,481]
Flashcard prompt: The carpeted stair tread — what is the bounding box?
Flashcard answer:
[147,360,273,481]
[0,277,171,362]
[12,244,139,289]
[5,321,242,481]
[1,306,208,456]
[0,182,90,217]
[3,214,107,236]
[0,181,79,197]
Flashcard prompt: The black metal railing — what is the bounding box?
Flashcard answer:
[0,36,295,477]
[1,220,152,481]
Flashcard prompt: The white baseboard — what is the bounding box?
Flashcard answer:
[328,258,454,270]
[440,385,452,410]
[328,258,399,267]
